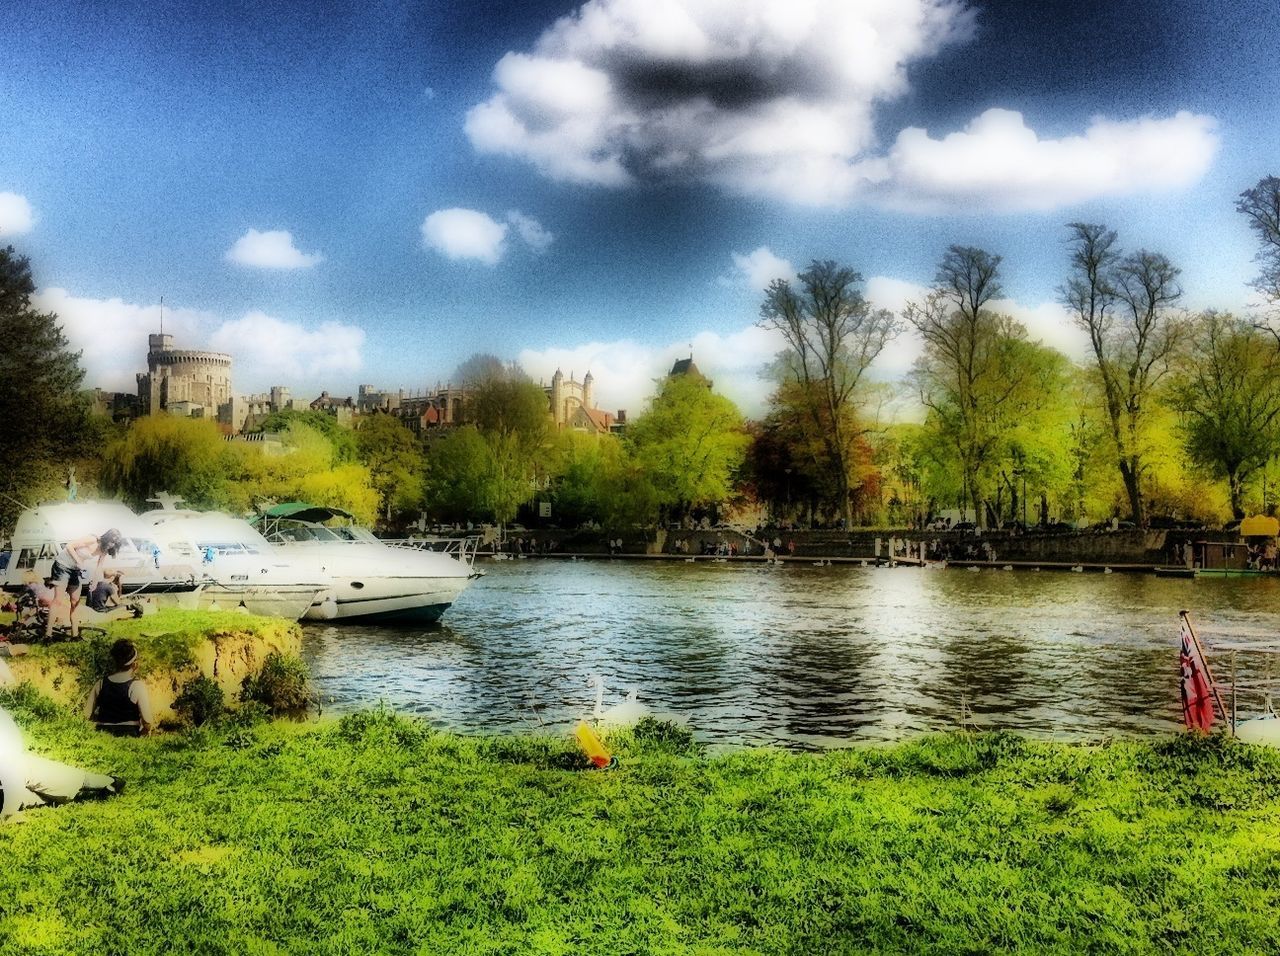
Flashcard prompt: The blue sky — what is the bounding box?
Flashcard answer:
[2,0,1277,415]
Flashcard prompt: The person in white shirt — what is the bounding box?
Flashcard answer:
[0,705,123,819]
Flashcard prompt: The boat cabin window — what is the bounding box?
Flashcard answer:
[197,542,261,556]
[14,544,57,570]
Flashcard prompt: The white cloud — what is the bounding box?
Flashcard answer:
[32,289,365,395]
[723,246,797,291]
[209,312,364,387]
[422,208,509,264]
[422,207,554,263]
[465,0,1217,210]
[226,229,324,269]
[872,108,1219,211]
[0,192,35,235]
[506,210,555,252]
[466,0,971,203]
[32,288,211,392]
[520,325,787,417]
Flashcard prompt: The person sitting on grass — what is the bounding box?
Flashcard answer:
[84,639,155,737]
[0,705,124,820]
[47,528,124,639]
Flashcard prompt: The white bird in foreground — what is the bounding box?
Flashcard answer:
[1002,565,1013,571]
[588,674,650,728]
[1071,565,1084,573]
[1104,567,1113,574]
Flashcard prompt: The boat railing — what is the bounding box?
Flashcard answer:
[384,535,482,567]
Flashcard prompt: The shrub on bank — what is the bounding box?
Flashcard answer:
[240,651,313,715]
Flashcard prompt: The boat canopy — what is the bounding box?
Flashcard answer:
[1239,515,1280,537]
[260,502,356,524]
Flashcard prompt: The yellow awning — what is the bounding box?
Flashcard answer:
[1239,515,1280,537]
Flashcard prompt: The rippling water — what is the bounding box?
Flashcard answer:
[300,560,1280,748]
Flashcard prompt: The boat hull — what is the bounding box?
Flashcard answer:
[200,584,325,620]
[304,574,472,624]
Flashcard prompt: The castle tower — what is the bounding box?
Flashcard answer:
[551,368,564,425]
[583,370,594,410]
[137,333,232,417]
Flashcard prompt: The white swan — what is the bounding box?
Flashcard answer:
[588,674,650,728]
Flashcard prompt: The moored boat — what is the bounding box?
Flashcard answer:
[253,503,482,624]
[1,500,207,607]
[140,503,331,620]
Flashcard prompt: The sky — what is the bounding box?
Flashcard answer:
[2,0,1278,417]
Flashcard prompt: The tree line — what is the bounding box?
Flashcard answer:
[4,175,1280,533]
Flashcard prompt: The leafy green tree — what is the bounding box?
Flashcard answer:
[759,260,900,527]
[551,431,657,529]
[905,246,1025,526]
[626,373,749,520]
[257,409,358,463]
[292,464,379,525]
[423,426,492,523]
[100,415,230,510]
[1062,223,1183,524]
[356,413,424,524]
[453,367,556,527]
[1170,312,1280,518]
[0,246,92,528]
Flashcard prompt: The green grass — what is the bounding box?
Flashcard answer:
[3,691,1280,955]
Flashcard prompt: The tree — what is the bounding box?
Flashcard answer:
[905,246,1021,526]
[1170,312,1280,518]
[356,413,424,525]
[0,246,92,528]
[1062,223,1183,524]
[1237,175,1280,317]
[626,373,749,520]
[257,409,358,463]
[759,260,900,527]
[462,373,555,527]
[422,426,493,523]
[550,431,655,529]
[100,415,230,510]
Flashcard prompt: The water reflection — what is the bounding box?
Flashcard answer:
[300,561,1280,749]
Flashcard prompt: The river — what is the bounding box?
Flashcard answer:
[300,559,1280,749]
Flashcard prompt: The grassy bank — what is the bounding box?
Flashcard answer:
[2,690,1280,955]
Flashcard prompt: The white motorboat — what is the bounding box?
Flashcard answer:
[1,500,206,607]
[141,503,332,620]
[254,503,482,624]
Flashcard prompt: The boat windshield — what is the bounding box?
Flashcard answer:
[329,527,381,544]
[272,524,343,543]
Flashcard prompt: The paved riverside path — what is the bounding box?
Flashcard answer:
[485,552,1192,574]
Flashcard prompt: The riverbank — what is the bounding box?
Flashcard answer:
[2,609,302,724]
[3,688,1279,954]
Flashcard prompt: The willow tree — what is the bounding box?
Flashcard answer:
[1171,312,1280,519]
[758,260,899,528]
[1063,223,1183,524]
